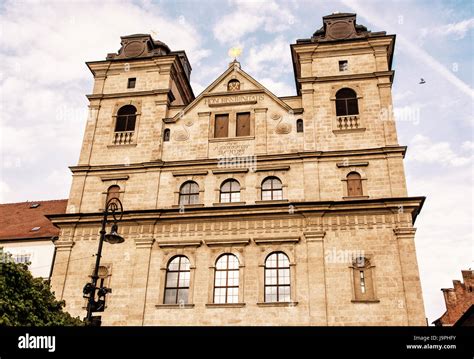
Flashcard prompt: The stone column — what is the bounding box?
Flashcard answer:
[197,111,211,158]
[127,237,155,325]
[301,88,316,152]
[151,94,170,160]
[377,81,399,146]
[394,227,427,326]
[254,108,267,155]
[304,231,328,325]
[50,241,75,301]
[78,103,101,166]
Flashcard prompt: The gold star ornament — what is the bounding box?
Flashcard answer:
[228,47,243,59]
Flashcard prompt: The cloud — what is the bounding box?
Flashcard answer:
[212,0,295,44]
[244,36,292,77]
[0,0,211,203]
[421,18,474,40]
[191,64,226,96]
[0,1,210,83]
[407,135,473,167]
[342,0,474,100]
[0,180,11,203]
[407,167,473,323]
[257,77,294,97]
[392,90,415,102]
[213,12,264,45]
[462,141,474,151]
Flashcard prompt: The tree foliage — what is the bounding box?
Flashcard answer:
[0,248,83,326]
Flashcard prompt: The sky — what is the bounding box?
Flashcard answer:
[0,0,473,324]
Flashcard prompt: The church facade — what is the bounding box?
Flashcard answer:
[49,13,427,325]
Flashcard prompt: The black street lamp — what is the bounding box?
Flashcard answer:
[83,198,125,326]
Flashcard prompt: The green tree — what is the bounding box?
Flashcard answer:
[0,248,83,326]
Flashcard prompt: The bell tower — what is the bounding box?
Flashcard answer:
[291,13,398,152]
[68,34,194,213]
[290,13,425,325]
[80,34,193,165]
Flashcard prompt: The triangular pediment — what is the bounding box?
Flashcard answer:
[170,61,292,121]
[206,62,262,94]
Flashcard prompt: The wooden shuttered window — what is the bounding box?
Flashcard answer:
[236,112,250,137]
[347,172,363,197]
[214,114,229,138]
[106,185,120,204]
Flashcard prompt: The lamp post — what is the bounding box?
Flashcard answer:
[83,198,125,326]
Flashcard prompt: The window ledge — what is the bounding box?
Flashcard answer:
[255,200,289,205]
[333,128,366,134]
[106,143,137,148]
[171,204,205,208]
[257,301,298,307]
[206,303,246,308]
[155,304,195,309]
[212,202,246,207]
[351,299,380,303]
[342,196,369,200]
[209,136,255,143]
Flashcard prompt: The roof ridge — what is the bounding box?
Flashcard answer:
[0,199,68,206]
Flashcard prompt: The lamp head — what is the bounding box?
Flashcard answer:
[104,223,125,244]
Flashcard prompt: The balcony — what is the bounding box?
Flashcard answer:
[336,115,361,130]
[113,131,134,145]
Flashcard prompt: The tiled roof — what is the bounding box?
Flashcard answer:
[0,199,67,241]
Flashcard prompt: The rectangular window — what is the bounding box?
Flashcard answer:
[236,112,250,137]
[214,114,229,138]
[339,60,348,72]
[127,78,136,88]
[13,254,31,264]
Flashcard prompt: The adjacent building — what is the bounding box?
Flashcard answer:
[49,13,427,325]
[0,200,67,279]
[433,270,474,326]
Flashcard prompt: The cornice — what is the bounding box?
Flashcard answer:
[69,146,407,174]
[46,196,425,226]
[298,71,394,84]
[87,89,170,100]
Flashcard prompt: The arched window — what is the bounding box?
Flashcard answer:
[352,257,375,301]
[163,128,170,142]
[265,252,290,302]
[97,265,109,289]
[179,181,199,205]
[214,254,239,304]
[296,119,304,133]
[227,79,240,91]
[115,105,137,132]
[335,88,359,116]
[347,172,363,197]
[105,185,120,204]
[261,177,283,201]
[164,256,190,304]
[220,179,241,203]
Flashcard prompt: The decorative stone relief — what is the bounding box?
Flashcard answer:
[270,113,281,121]
[275,122,292,134]
[173,125,190,141]
[272,112,292,134]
